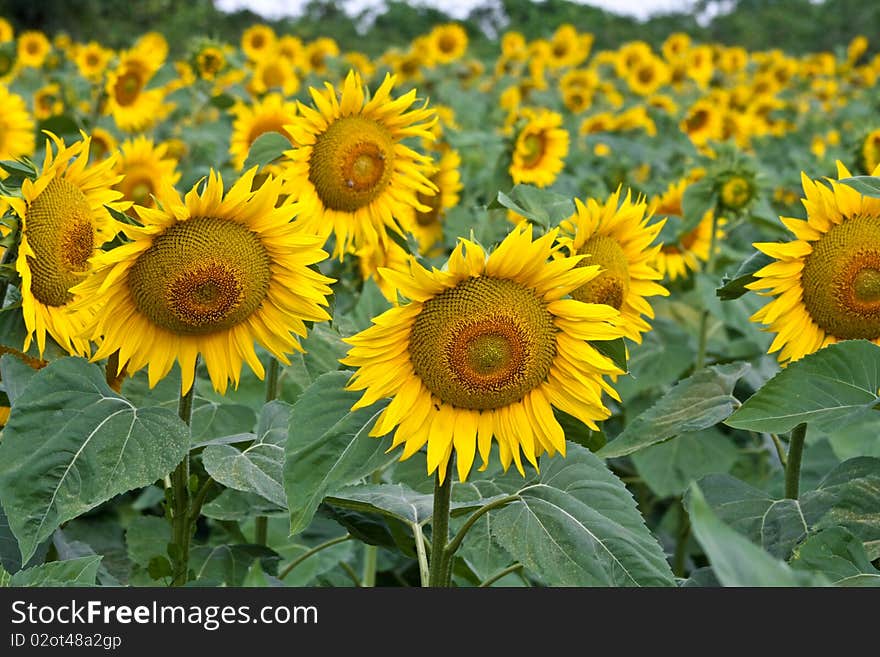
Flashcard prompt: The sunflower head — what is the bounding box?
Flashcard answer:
[113,136,181,207]
[509,109,570,188]
[75,169,335,394]
[429,23,468,64]
[343,224,626,483]
[749,162,880,364]
[229,94,297,171]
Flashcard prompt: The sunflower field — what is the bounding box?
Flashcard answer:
[1,8,879,591]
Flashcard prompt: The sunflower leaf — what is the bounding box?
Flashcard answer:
[789,527,880,586]
[590,336,627,373]
[597,362,749,459]
[243,131,291,170]
[488,184,575,228]
[680,178,717,235]
[716,250,774,300]
[726,340,880,433]
[9,555,102,587]
[0,357,190,563]
[839,176,880,199]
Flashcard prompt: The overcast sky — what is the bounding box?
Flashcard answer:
[216,0,692,21]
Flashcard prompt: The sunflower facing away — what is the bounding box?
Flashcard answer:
[558,188,668,343]
[3,133,126,357]
[748,163,880,364]
[509,109,569,188]
[74,170,334,394]
[283,71,438,257]
[342,224,625,483]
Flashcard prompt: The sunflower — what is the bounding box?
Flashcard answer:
[113,136,180,207]
[282,71,437,257]
[860,129,880,174]
[195,45,227,81]
[748,163,880,364]
[558,189,668,343]
[428,24,468,64]
[75,41,112,82]
[242,24,276,62]
[74,170,334,394]
[2,133,126,357]
[17,31,50,68]
[303,38,339,75]
[509,109,569,188]
[277,35,304,66]
[662,33,691,61]
[650,176,721,281]
[0,18,13,43]
[356,238,411,303]
[104,49,172,132]
[33,83,63,120]
[88,128,118,162]
[0,86,35,163]
[342,224,625,483]
[681,99,723,146]
[229,93,298,171]
[627,55,670,96]
[248,55,299,97]
[404,148,462,254]
[547,24,585,69]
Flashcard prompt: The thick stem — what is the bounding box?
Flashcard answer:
[695,210,721,370]
[427,463,453,587]
[784,423,807,500]
[169,380,196,587]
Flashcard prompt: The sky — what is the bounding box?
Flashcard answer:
[215,0,692,21]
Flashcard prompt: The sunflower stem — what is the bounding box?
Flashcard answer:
[278,534,353,581]
[253,357,281,546]
[479,563,523,588]
[170,377,196,587]
[413,522,430,587]
[695,207,721,370]
[784,423,808,499]
[362,469,383,587]
[428,463,453,587]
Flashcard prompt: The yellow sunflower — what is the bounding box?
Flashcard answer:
[74,170,334,394]
[229,93,298,171]
[860,128,880,174]
[355,238,411,303]
[248,55,299,97]
[748,163,880,364]
[428,23,468,64]
[303,37,339,75]
[104,49,172,132]
[342,224,625,483]
[241,24,276,62]
[0,86,35,163]
[404,148,462,254]
[3,133,126,357]
[650,177,722,281]
[509,109,569,188]
[17,31,50,68]
[75,41,112,82]
[113,136,181,207]
[88,128,118,162]
[558,189,668,343]
[282,71,437,257]
[681,99,723,146]
[627,55,670,96]
[195,45,227,81]
[0,18,13,43]
[33,83,63,120]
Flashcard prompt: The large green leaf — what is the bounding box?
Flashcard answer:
[598,362,749,458]
[492,442,675,586]
[0,357,190,563]
[202,401,291,507]
[10,556,102,587]
[790,527,880,587]
[727,340,880,433]
[686,484,826,587]
[284,371,393,535]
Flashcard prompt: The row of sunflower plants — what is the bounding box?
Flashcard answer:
[0,20,878,587]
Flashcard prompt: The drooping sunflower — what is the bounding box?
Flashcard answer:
[17,31,50,68]
[509,109,569,188]
[558,189,668,343]
[282,71,437,257]
[650,176,722,281]
[229,93,298,171]
[428,23,468,65]
[342,224,625,483]
[748,163,880,364]
[3,133,126,356]
[0,86,35,163]
[403,148,462,255]
[74,170,334,394]
[113,136,181,207]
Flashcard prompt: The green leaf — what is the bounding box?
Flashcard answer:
[631,428,739,498]
[716,251,774,301]
[10,556,102,587]
[488,184,575,228]
[0,353,37,405]
[0,357,190,563]
[839,176,880,199]
[284,371,393,535]
[615,318,694,397]
[201,401,290,507]
[590,337,627,373]
[680,178,716,234]
[243,131,291,170]
[726,340,880,433]
[201,490,284,521]
[190,544,281,586]
[598,362,749,459]
[38,115,80,137]
[492,442,675,586]
[209,93,236,109]
[348,278,392,333]
[790,527,880,587]
[126,516,171,569]
[686,483,826,586]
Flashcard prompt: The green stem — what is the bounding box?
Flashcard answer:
[170,379,196,587]
[479,563,523,588]
[254,517,268,546]
[770,433,788,467]
[446,494,520,557]
[695,209,721,370]
[672,503,690,578]
[784,423,807,500]
[278,534,353,580]
[339,561,362,587]
[412,522,430,587]
[427,463,453,587]
[253,357,281,546]
[361,469,383,587]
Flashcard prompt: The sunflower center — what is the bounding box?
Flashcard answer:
[721,176,751,210]
[439,34,457,54]
[686,109,709,132]
[25,178,95,307]
[114,70,143,106]
[261,62,285,88]
[519,132,545,168]
[571,235,630,309]
[126,215,271,335]
[408,276,556,410]
[801,215,880,339]
[308,115,395,212]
